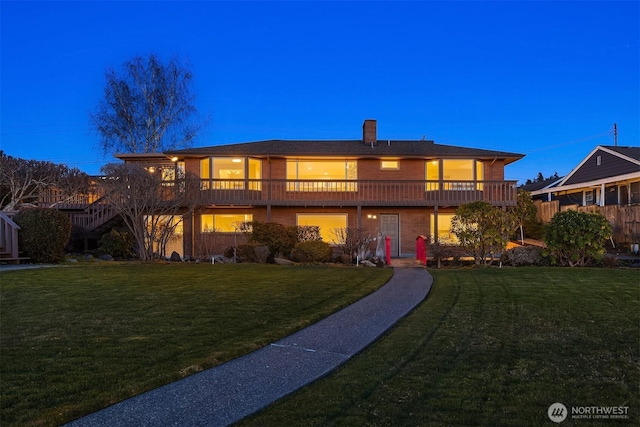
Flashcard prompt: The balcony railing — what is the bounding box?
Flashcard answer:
[197,179,518,207]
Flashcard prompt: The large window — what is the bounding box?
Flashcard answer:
[426,160,484,190]
[144,215,184,257]
[430,213,458,244]
[201,214,253,232]
[297,214,347,243]
[286,160,357,191]
[200,157,262,190]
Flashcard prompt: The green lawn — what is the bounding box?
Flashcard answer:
[0,263,393,427]
[239,267,639,427]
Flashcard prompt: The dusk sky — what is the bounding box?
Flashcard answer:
[1,1,638,185]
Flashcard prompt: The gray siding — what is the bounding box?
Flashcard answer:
[564,149,639,185]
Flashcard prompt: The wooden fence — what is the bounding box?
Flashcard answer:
[534,200,640,243]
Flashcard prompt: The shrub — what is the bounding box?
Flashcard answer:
[543,210,612,267]
[14,208,71,263]
[98,229,135,259]
[236,243,269,263]
[291,240,332,263]
[503,245,545,266]
[451,201,512,266]
[297,225,321,242]
[523,219,545,241]
[223,246,235,259]
[249,222,297,259]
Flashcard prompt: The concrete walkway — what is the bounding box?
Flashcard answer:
[65,267,432,427]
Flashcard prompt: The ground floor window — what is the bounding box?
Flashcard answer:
[430,213,458,244]
[297,213,347,243]
[143,215,184,257]
[201,214,253,232]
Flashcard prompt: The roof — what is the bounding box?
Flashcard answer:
[601,145,640,162]
[530,144,640,196]
[520,176,564,192]
[166,139,524,164]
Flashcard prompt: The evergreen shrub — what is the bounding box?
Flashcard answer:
[291,240,332,263]
[98,229,135,259]
[14,208,71,263]
[503,245,546,266]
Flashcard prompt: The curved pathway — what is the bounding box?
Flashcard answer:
[65,267,432,427]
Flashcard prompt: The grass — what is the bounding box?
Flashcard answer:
[0,262,393,427]
[239,267,639,427]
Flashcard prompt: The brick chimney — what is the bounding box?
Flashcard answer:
[362,119,377,145]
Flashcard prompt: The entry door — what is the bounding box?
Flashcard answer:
[380,214,399,257]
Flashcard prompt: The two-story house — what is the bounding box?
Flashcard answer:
[114,120,524,259]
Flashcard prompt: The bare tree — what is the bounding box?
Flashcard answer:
[98,162,201,261]
[91,54,206,155]
[508,190,537,245]
[330,227,375,263]
[0,151,91,211]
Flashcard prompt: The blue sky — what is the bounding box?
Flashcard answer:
[1,1,638,184]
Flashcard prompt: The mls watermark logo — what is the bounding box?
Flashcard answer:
[548,402,568,423]
[547,402,630,422]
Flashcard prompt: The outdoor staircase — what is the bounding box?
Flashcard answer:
[0,212,28,264]
[66,197,120,235]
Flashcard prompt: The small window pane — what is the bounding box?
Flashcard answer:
[381,160,399,169]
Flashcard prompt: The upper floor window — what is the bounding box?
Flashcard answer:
[286,160,357,191]
[426,159,484,190]
[380,160,399,170]
[159,162,185,186]
[200,157,261,190]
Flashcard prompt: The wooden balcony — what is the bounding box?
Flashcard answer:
[197,179,518,207]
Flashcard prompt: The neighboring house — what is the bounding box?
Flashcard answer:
[529,145,640,207]
[528,145,640,244]
[115,120,524,258]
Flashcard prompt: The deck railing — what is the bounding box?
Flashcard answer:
[197,179,518,207]
[0,212,21,260]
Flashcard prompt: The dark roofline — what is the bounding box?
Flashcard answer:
[166,139,525,164]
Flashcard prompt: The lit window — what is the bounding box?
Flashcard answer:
[426,160,440,190]
[297,214,347,243]
[199,158,262,190]
[286,160,357,192]
[213,158,244,189]
[200,158,211,189]
[425,159,481,191]
[201,214,253,232]
[248,158,262,190]
[381,160,399,170]
[430,213,458,244]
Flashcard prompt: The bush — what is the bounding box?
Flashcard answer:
[523,219,546,241]
[14,208,72,263]
[451,201,512,266]
[249,222,297,259]
[236,243,269,263]
[503,245,546,266]
[543,210,612,267]
[291,240,332,263]
[98,229,135,259]
[223,246,236,259]
[297,225,322,242]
